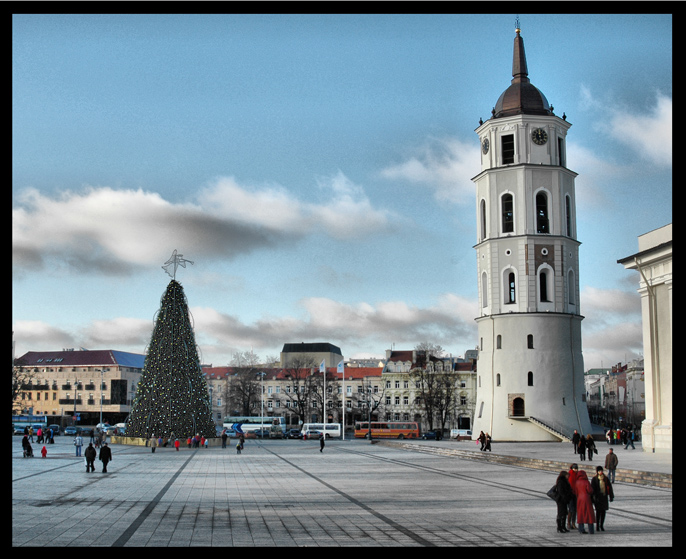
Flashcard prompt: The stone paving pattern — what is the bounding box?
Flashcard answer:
[12,435,671,547]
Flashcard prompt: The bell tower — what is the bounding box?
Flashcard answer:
[471,24,592,441]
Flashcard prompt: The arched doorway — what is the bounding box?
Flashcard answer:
[512,397,525,417]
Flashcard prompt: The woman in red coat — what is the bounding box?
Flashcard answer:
[574,470,596,534]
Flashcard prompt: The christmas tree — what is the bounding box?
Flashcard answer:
[127,253,215,439]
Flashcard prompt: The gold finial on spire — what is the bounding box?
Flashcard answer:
[515,15,521,34]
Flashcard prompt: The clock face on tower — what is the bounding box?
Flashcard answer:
[531,128,548,145]
[482,138,490,154]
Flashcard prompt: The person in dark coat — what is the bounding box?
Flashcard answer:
[99,442,112,473]
[554,471,573,533]
[21,435,33,458]
[591,466,614,531]
[320,434,325,453]
[585,434,596,461]
[572,430,581,454]
[84,443,97,472]
[573,470,596,534]
[577,434,586,461]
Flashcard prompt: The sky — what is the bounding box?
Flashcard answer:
[12,13,672,370]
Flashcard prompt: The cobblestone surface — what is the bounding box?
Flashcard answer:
[12,436,671,547]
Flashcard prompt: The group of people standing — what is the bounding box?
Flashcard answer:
[551,462,615,534]
[606,427,637,449]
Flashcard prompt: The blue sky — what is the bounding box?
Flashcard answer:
[12,13,672,369]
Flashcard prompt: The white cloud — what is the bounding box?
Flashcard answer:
[380,136,480,205]
[13,172,396,277]
[13,320,74,352]
[578,87,672,168]
[579,286,643,368]
[607,93,671,167]
[190,293,478,364]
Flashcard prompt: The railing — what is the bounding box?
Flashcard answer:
[528,416,571,441]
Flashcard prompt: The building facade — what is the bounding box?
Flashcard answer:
[618,224,672,452]
[382,350,477,432]
[471,26,592,441]
[13,349,144,426]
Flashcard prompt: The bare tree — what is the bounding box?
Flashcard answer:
[279,354,319,425]
[410,342,457,434]
[224,351,263,416]
[12,357,36,414]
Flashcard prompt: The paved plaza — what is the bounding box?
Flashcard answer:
[12,434,671,547]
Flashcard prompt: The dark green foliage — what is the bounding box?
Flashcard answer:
[127,280,215,439]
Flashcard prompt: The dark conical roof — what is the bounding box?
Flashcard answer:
[493,28,552,118]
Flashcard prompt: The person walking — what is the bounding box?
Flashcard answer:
[478,431,486,451]
[591,466,614,532]
[221,429,228,449]
[484,433,492,451]
[84,443,96,472]
[174,438,180,451]
[604,448,618,483]
[586,434,596,461]
[624,430,636,450]
[554,471,573,533]
[149,434,157,453]
[577,434,586,461]
[320,434,325,453]
[21,435,33,458]
[99,442,112,473]
[572,430,580,454]
[573,470,596,534]
[74,433,83,457]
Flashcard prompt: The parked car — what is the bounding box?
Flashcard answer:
[252,429,271,438]
[450,429,472,440]
[421,430,442,440]
[287,429,303,439]
[64,426,78,436]
[79,427,94,437]
[303,429,322,440]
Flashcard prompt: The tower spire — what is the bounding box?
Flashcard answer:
[512,18,529,84]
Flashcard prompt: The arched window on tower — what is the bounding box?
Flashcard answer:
[527,371,534,386]
[502,193,514,233]
[568,269,576,306]
[481,271,488,308]
[480,199,487,240]
[539,270,549,302]
[505,270,516,304]
[536,192,549,234]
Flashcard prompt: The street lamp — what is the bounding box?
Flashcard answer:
[95,369,104,426]
[257,372,266,438]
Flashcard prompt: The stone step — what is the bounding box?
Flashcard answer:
[380,441,672,489]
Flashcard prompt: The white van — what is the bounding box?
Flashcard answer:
[301,423,341,439]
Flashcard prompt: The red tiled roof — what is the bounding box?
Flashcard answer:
[202,366,383,380]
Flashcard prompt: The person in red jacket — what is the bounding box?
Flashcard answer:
[574,470,596,534]
[567,463,578,530]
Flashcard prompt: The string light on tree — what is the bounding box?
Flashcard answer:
[126,250,216,439]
